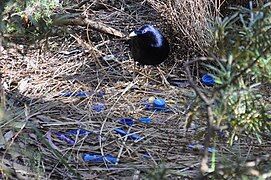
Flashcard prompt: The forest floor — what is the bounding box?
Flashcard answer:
[1,1,270,179]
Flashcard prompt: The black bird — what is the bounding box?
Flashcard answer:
[128,24,170,66]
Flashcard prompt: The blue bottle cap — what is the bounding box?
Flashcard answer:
[139,117,152,124]
[202,74,215,86]
[153,98,166,109]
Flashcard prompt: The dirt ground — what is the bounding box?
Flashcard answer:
[0,1,270,179]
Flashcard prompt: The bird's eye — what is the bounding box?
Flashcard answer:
[141,28,148,34]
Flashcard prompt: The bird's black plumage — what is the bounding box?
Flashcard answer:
[128,25,170,66]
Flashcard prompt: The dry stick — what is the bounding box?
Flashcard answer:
[72,0,89,8]
[52,15,126,38]
[133,61,136,81]
[70,33,112,85]
[184,57,214,105]
[116,126,132,165]
[70,34,102,56]
[184,58,215,174]
[99,81,137,166]
[0,71,4,107]
[157,67,170,86]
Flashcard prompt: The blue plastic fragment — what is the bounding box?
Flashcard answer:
[143,102,152,110]
[82,153,117,164]
[207,147,216,153]
[67,129,92,136]
[114,128,142,141]
[188,144,196,149]
[119,118,134,126]
[92,103,105,112]
[188,144,216,153]
[96,90,105,97]
[114,128,127,136]
[60,92,73,97]
[202,74,215,86]
[130,134,142,141]
[216,130,226,138]
[75,91,89,97]
[139,117,152,124]
[153,98,166,110]
[142,152,151,159]
[56,133,75,145]
[61,91,89,97]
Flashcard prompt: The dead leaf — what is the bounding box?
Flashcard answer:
[18,78,29,93]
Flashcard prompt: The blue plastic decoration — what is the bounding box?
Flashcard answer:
[153,98,166,110]
[143,101,152,110]
[114,128,141,141]
[201,74,215,86]
[130,134,142,141]
[118,118,134,126]
[82,153,117,164]
[114,128,127,136]
[188,144,216,153]
[61,91,89,98]
[142,152,151,159]
[92,103,105,112]
[56,133,75,145]
[96,90,105,97]
[139,117,152,124]
[67,129,92,136]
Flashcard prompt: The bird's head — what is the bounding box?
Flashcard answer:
[129,25,164,48]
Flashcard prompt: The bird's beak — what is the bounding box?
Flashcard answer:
[129,31,137,38]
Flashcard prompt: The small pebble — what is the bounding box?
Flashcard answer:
[148,96,155,103]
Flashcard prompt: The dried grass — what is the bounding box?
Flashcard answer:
[146,0,265,53]
[0,1,201,178]
[147,0,217,52]
[0,0,270,179]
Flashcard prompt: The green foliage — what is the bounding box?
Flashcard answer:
[206,2,271,142]
[210,146,271,179]
[145,164,168,180]
[1,0,60,37]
